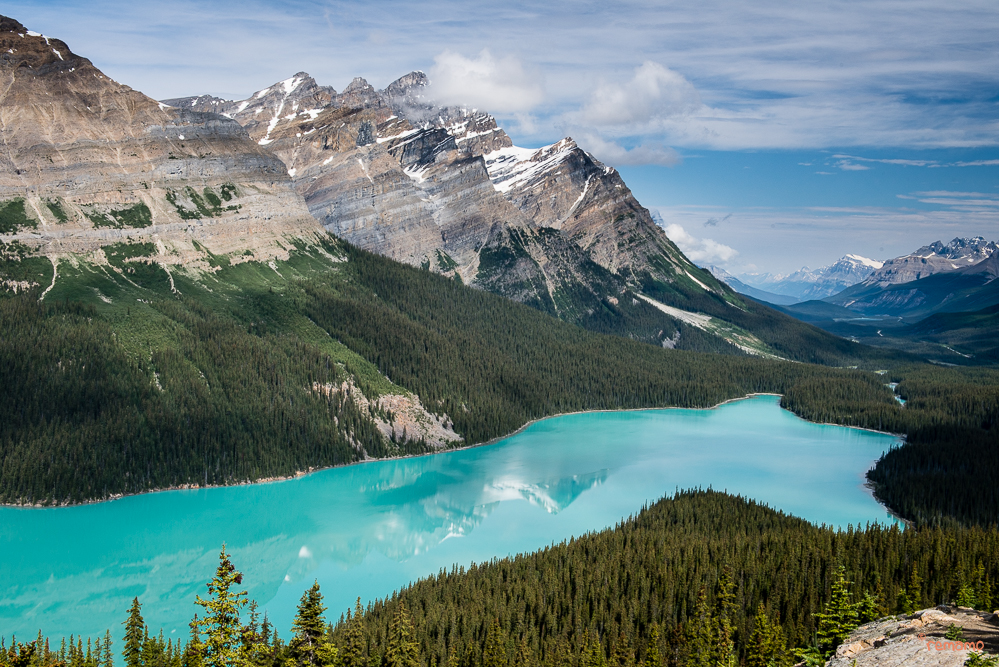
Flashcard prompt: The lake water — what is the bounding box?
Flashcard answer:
[0,396,900,641]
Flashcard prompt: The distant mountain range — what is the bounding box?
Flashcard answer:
[737,254,884,300]
[703,236,998,363]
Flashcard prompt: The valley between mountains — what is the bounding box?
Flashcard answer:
[0,13,996,532]
[3,12,999,667]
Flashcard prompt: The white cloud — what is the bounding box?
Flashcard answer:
[835,160,870,171]
[655,203,998,275]
[833,154,937,167]
[575,133,681,167]
[663,223,738,264]
[426,49,544,114]
[580,61,701,127]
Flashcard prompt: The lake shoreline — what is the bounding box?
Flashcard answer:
[3,392,903,510]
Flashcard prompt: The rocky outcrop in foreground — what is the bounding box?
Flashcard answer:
[824,606,999,667]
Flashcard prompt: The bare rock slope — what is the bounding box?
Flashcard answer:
[0,16,322,269]
[167,71,725,326]
[824,606,999,667]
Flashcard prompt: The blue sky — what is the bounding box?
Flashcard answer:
[9,0,999,273]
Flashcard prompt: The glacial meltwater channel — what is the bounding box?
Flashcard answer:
[1,396,901,639]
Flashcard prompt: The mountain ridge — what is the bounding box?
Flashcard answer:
[0,16,323,277]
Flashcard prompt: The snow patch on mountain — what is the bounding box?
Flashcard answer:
[484,140,575,193]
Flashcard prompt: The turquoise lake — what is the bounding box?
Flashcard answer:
[0,396,901,640]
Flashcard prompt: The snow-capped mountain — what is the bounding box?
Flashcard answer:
[826,237,999,317]
[164,71,726,335]
[859,237,998,287]
[705,266,801,305]
[739,254,883,300]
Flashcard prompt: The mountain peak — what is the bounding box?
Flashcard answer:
[344,76,374,93]
[384,71,429,99]
[843,254,883,269]
[0,15,27,33]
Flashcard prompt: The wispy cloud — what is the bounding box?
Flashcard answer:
[834,160,870,171]
[426,49,544,114]
[830,154,999,169]
[574,133,681,166]
[897,190,999,213]
[662,223,738,264]
[12,0,999,153]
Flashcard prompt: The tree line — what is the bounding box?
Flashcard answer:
[4,491,998,667]
[1,236,996,526]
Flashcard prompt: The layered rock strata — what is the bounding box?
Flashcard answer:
[0,16,322,268]
[167,69,723,318]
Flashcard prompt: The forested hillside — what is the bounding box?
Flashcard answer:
[1,235,997,527]
[5,492,999,667]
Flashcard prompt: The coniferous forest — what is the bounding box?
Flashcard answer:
[4,492,999,667]
[1,236,997,526]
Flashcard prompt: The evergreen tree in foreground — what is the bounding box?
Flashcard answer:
[122,599,144,667]
[289,582,336,667]
[195,545,248,667]
[814,566,859,657]
[338,600,366,667]
[385,604,419,667]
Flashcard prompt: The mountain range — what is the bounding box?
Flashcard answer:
[736,254,884,301]
[162,71,754,349]
[741,237,999,362]
[2,13,909,505]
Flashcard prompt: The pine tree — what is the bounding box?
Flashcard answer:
[899,566,923,614]
[642,625,661,667]
[857,589,882,624]
[385,604,419,667]
[610,631,633,667]
[195,545,249,667]
[103,631,114,667]
[551,637,572,667]
[580,631,605,667]
[814,566,859,656]
[685,587,714,667]
[123,598,145,667]
[746,605,789,667]
[481,619,506,667]
[515,636,536,667]
[181,618,204,667]
[714,568,738,667]
[339,601,366,667]
[289,582,334,667]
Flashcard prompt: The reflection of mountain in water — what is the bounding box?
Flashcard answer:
[291,468,609,576]
[486,470,609,514]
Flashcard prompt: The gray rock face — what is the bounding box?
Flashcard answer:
[863,237,997,287]
[0,18,322,267]
[824,606,999,667]
[191,69,718,316]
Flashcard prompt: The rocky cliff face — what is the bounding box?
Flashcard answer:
[0,16,321,269]
[167,69,726,329]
